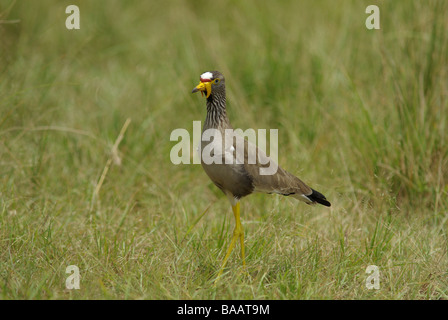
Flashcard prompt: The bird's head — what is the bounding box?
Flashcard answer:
[191,71,225,99]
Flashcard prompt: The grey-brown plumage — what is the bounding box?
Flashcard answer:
[192,71,330,283]
[193,70,330,207]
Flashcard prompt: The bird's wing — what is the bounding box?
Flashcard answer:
[231,135,314,200]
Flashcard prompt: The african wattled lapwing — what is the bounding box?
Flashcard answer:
[192,71,330,283]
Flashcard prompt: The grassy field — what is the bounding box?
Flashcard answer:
[0,0,447,299]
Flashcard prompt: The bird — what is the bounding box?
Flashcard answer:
[191,70,330,282]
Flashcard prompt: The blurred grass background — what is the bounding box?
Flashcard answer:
[0,0,447,299]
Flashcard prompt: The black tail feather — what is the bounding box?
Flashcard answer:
[308,188,331,207]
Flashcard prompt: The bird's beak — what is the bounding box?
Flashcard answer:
[192,81,212,98]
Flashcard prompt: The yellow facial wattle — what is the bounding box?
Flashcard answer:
[192,81,212,98]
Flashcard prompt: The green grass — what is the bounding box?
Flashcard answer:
[1,0,447,299]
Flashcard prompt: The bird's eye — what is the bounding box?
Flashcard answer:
[213,79,220,84]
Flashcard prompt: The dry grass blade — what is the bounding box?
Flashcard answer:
[90,118,131,211]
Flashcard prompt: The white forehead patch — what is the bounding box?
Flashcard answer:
[200,72,213,80]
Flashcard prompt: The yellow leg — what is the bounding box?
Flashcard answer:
[214,202,245,284]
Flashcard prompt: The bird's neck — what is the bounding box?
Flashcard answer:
[205,92,231,129]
